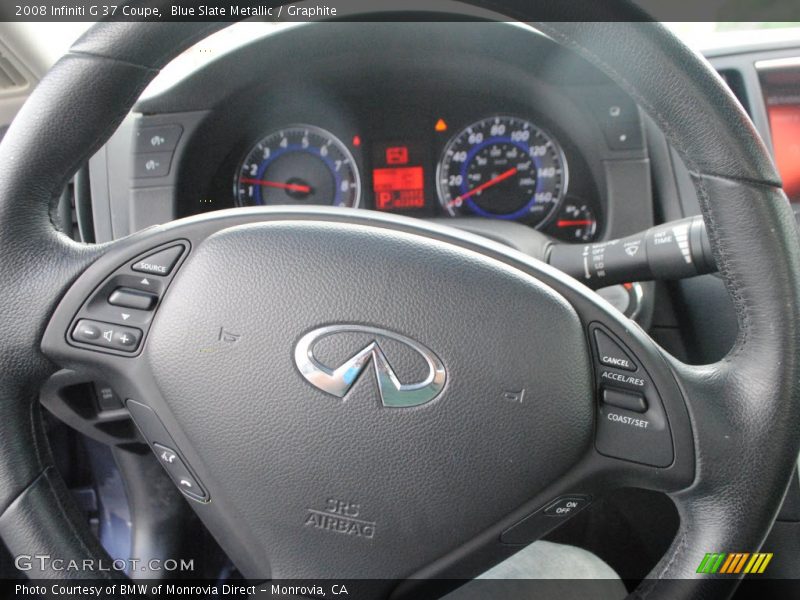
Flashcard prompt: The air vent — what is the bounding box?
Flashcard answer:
[717,69,751,116]
[0,53,27,92]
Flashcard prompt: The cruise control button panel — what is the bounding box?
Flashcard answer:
[67,241,188,356]
[590,323,674,467]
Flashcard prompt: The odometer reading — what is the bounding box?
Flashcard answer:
[235,125,360,208]
[436,116,567,227]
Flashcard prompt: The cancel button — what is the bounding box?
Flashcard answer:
[594,328,637,372]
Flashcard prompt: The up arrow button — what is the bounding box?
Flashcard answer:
[132,245,184,277]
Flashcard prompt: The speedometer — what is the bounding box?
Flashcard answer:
[235,125,360,208]
[436,116,567,227]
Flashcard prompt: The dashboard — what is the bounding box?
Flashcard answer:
[110,22,654,248]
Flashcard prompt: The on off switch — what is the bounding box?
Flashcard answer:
[544,496,590,518]
[500,495,591,544]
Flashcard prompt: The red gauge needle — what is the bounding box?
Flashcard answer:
[447,167,518,207]
[557,219,595,227]
[239,177,312,194]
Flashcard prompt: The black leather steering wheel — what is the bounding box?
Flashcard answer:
[1,4,800,600]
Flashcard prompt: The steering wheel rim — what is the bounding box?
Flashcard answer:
[0,5,798,599]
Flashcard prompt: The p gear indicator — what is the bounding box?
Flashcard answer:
[374,167,425,210]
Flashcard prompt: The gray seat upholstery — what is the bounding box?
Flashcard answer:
[445,541,628,600]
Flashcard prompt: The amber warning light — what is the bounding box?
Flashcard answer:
[373,166,425,210]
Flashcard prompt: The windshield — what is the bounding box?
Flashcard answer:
[666,22,800,50]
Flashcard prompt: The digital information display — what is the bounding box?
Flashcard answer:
[373,167,425,209]
[767,102,800,200]
[372,141,427,211]
[760,67,800,201]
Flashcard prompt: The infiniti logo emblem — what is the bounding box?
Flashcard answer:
[294,325,446,407]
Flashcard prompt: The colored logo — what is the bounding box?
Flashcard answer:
[697,552,773,574]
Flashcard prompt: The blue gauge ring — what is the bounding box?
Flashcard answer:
[458,136,543,221]
[253,144,344,206]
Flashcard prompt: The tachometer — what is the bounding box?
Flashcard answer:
[235,125,360,208]
[436,116,567,227]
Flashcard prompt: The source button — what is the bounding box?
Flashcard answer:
[132,245,184,277]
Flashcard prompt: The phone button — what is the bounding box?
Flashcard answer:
[152,443,207,502]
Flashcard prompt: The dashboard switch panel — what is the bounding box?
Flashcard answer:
[602,121,644,150]
[136,124,183,154]
[133,152,173,178]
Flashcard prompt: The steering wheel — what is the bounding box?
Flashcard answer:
[1,4,799,599]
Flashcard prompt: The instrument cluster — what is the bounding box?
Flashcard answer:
[232,113,600,243]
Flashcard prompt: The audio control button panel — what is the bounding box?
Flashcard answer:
[67,241,189,356]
